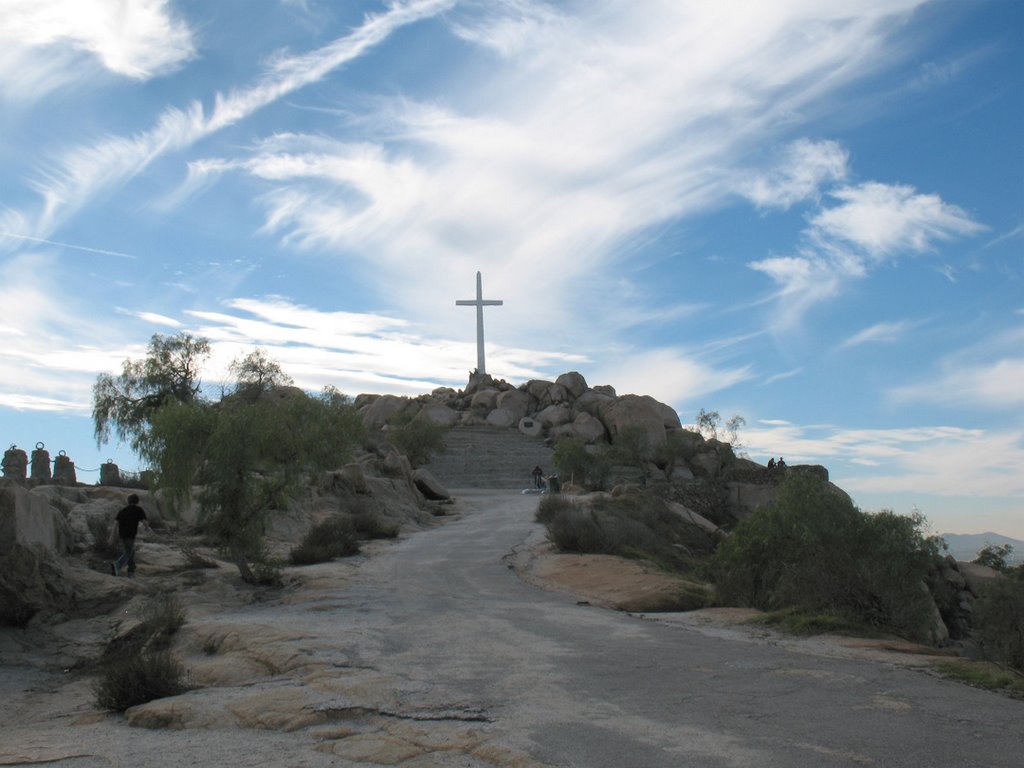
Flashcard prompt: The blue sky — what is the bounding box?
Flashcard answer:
[1,0,1021,539]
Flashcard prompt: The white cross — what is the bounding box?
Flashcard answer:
[456,271,503,375]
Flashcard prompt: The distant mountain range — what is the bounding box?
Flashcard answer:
[940,532,1024,564]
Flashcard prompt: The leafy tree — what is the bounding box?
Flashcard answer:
[712,473,943,641]
[973,543,1015,572]
[228,347,293,401]
[93,333,210,452]
[693,408,745,449]
[724,415,746,450]
[694,409,720,440]
[144,366,363,583]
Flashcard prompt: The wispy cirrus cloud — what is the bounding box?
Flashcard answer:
[6,0,455,243]
[840,320,920,348]
[0,0,195,100]
[174,1,936,342]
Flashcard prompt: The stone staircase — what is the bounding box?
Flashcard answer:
[421,426,554,490]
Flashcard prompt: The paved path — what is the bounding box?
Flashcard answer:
[333,489,1023,767]
[3,489,1021,767]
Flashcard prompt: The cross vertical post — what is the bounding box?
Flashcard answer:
[456,271,503,375]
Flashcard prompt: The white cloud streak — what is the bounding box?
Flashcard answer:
[8,0,455,242]
[840,320,919,348]
[0,0,195,99]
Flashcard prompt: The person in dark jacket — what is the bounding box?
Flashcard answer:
[112,493,147,576]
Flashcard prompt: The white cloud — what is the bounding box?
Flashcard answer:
[0,0,195,99]
[810,182,984,259]
[840,320,918,348]
[11,0,455,240]
[889,324,1024,410]
[743,421,1024,500]
[151,1,942,340]
[749,181,984,329]
[739,138,848,209]
[893,358,1024,409]
[747,255,844,330]
[590,348,752,409]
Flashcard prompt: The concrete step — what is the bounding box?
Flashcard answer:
[421,425,555,490]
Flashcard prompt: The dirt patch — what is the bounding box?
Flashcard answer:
[520,543,708,612]
[515,541,957,668]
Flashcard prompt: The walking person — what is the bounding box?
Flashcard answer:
[532,465,544,489]
[111,493,147,576]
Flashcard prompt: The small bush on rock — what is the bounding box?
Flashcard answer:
[95,594,189,711]
[94,651,187,711]
[290,515,360,565]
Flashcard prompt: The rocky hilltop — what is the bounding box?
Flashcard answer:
[356,369,831,520]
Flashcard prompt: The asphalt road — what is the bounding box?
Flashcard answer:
[337,489,1023,768]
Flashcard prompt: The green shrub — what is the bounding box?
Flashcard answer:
[290,515,360,565]
[712,473,942,642]
[387,415,446,467]
[94,651,187,711]
[552,437,611,490]
[973,543,1015,572]
[973,567,1024,673]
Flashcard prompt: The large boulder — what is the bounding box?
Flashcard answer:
[496,389,532,422]
[572,390,614,418]
[412,468,451,501]
[0,481,75,625]
[415,403,460,427]
[599,395,679,449]
[555,372,588,399]
[571,412,607,444]
[2,482,73,554]
[536,404,572,429]
[486,408,516,428]
[361,394,409,431]
[524,379,555,401]
[470,389,499,413]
